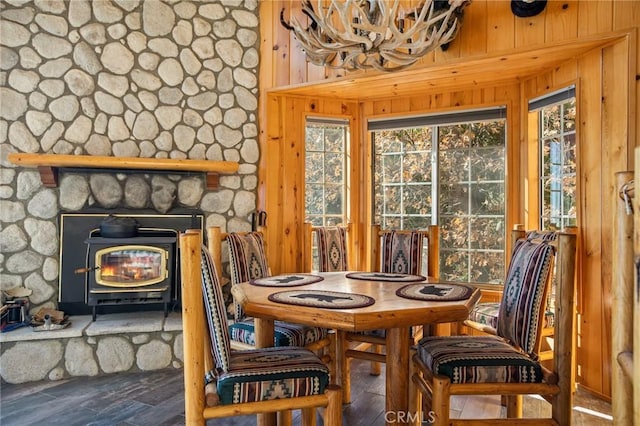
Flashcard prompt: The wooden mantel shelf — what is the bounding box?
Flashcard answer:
[7,153,239,190]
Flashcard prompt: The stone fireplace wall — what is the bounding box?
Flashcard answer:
[0,0,261,315]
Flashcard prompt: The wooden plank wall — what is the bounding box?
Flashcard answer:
[521,36,633,398]
[258,0,639,399]
[262,95,361,273]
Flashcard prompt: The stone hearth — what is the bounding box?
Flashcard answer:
[0,312,183,384]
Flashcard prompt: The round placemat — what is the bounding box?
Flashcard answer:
[250,274,324,287]
[396,283,474,301]
[346,272,426,282]
[268,290,375,309]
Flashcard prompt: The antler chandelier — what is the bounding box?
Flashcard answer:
[281,0,471,72]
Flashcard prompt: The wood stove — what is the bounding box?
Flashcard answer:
[58,211,204,318]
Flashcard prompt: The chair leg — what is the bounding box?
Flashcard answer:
[336,331,351,404]
[454,321,465,336]
[301,407,317,426]
[324,384,343,425]
[328,331,337,384]
[431,376,450,426]
[408,349,420,426]
[505,395,523,418]
[278,410,293,426]
[369,344,382,376]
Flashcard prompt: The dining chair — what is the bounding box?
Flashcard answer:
[179,230,342,426]
[410,227,577,426]
[303,222,350,273]
[340,224,439,403]
[206,227,333,359]
[462,228,557,362]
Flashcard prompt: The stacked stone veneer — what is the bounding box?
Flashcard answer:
[0,312,184,384]
[0,0,260,383]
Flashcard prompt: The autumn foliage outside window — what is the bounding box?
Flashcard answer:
[539,98,577,230]
[373,115,507,284]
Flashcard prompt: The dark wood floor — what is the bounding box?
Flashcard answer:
[1,358,612,425]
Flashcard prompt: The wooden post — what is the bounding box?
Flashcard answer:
[254,316,277,426]
[551,229,577,425]
[386,327,410,425]
[613,171,634,425]
[427,225,439,280]
[371,224,381,272]
[336,330,350,404]
[324,385,342,426]
[423,225,441,335]
[303,222,313,273]
[431,375,450,426]
[179,231,206,426]
[511,224,525,248]
[207,227,223,283]
[407,348,420,426]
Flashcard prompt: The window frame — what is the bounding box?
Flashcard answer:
[304,116,351,227]
[528,86,577,231]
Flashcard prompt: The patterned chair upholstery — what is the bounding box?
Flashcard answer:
[417,335,544,384]
[226,232,269,322]
[314,226,349,272]
[379,229,426,275]
[179,231,341,424]
[229,319,328,347]
[467,302,501,328]
[463,229,557,361]
[468,302,555,332]
[411,228,577,425]
[224,231,330,349]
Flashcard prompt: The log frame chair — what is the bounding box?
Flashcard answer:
[180,230,342,426]
[460,225,556,363]
[206,227,334,372]
[339,224,439,404]
[409,227,577,426]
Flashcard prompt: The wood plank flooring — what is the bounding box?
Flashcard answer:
[0,358,612,425]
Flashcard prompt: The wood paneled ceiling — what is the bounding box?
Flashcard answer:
[269,33,624,101]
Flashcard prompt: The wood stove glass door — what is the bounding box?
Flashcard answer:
[95,245,168,287]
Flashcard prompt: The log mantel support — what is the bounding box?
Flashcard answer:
[8,153,239,190]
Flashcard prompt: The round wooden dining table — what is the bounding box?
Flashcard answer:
[233,271,481,426]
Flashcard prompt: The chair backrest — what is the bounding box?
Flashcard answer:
[496,229,558,357]
[525,229,558,319]
[372,224,439,278]
[226,231,270,321]
[200,243,232,374]
[305,224,349,272]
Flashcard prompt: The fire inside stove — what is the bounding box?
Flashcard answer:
[95,246,168,287]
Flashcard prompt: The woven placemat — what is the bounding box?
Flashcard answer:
[250,274,324,287]
[396,283,474,301]
[268,290,375,309]
[346,272,426,282]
